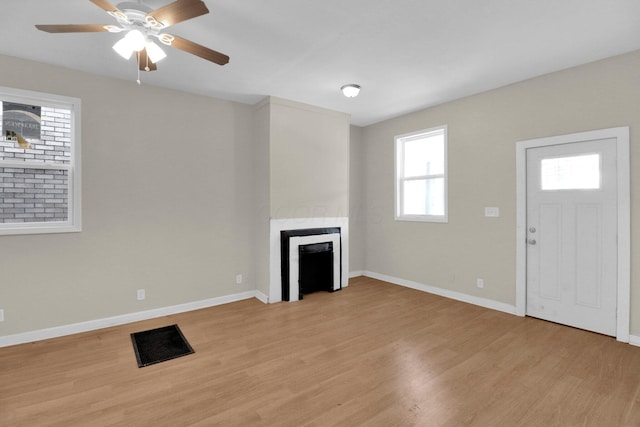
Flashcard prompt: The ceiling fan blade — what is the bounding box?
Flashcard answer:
[169,35,229,66]
[89,0,123,14]
[36,24,110,33]
[147,0,209,28]
[137,49,158,72]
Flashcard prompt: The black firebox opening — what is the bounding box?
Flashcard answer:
[298,241,334,300]
[280,227,341,302]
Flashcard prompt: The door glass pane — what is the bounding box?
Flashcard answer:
[540,154,600,190]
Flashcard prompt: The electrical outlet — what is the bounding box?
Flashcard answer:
[476,278,484,289]
[137,289,145,301]
[0,309,4,322]
[236,274,243,285]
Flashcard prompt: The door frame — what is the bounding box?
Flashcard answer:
[515,127,630,342]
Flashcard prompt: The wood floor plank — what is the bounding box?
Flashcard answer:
[2,276,640,426]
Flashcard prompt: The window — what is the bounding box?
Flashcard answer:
[540,153,600,190]
[0,86,81,235]
[395,125,447,222]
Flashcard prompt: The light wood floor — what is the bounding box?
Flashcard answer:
[2,276,640,426]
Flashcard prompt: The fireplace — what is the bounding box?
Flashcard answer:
[280,227,341,301]
[270,217,348,303]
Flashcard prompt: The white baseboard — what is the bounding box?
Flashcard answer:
[254,290,269,304]
[5,279,629,348]
[0,291,261,348]
[363,271,517,315]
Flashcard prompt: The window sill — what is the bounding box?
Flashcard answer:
[0,222,81,236]
[395,215,448,223]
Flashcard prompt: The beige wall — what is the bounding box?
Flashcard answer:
[251,100,271,297]
[361,50,640,334]
[349,125,365,273]
[0,55,255,336]
[269,97,350,219]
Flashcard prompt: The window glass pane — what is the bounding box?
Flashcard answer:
[403,133,444,177]
[0,105,71,165]
[541,154,600,190]
[403,177,444,216]
[0,167,68,223]
[403,179,426,215]
[425,177,445,215]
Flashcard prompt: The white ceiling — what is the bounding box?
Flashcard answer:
[2,0,640,126]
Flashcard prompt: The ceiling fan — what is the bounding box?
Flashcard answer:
[36,0,229,73]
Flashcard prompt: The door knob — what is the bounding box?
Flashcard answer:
[529,226,536,233]
[528,239,537,245]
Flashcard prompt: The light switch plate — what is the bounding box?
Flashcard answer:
[484,207,500,217]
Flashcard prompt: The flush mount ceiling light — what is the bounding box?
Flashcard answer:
[341,84,361,98]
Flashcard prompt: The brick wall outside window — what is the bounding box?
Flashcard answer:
[0,107,71,223]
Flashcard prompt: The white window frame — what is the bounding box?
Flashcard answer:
[395,125,448,223]
[0,86,81,235]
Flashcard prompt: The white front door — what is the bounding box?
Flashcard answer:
[526,139,617,336]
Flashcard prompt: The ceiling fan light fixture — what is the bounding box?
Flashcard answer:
[112,36,134,60]
[125,29,145,52]
[113,29,146,59]
[36,0,230,70]
[341,84,361,98]
[146,40,167,63]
